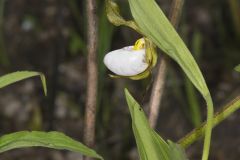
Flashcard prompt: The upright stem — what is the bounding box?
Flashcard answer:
[148,0,184,128]
[84,0,98,151]
[202,94,213,160]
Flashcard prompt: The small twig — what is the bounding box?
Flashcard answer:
[148,0,184,128]
[178,96,240,148]
[83,0,98,152]
[148,55,168,128]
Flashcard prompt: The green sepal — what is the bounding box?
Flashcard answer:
[129,70,150,80]
[105,0,141,33]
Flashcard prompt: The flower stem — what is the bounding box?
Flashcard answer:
[202,94,213,160]
[178,95,240,148]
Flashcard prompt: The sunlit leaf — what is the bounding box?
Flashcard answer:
[0,71,47,95]
[0,131,103,160]
[127,0,213,159]
[125,88,187,160]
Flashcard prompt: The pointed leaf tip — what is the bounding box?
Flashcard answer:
[39,73,47,96]
[124,88,129,94]
[124,88,188,160]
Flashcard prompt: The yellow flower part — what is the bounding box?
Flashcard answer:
[133,38,145,50]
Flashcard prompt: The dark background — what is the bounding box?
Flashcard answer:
[0,0,239,159]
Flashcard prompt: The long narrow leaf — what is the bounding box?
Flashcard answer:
[0,131,103,160]
[0,71,47,95]
[125,89,187,160]
[127,1,213,159]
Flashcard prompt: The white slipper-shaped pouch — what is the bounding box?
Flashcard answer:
[104,46,148,76]
[104,38,157,80]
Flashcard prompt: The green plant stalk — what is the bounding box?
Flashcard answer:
[178,96,240,148]
[202,95,213,160]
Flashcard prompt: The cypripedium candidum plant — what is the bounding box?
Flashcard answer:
[0,1,238,160]
[104,38,157,80]
[105,0,215,160]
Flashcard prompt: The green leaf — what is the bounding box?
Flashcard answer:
[127,1,213,159]
[105,0,141,33]
[0,131,103,160]
[235,64,240,72]
[0,71,47,95]
[125,88,187,160]
[128,0,208,97]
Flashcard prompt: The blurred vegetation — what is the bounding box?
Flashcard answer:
[0,0,239,159]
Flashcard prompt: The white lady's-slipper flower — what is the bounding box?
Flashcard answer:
[104,38,157,80]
